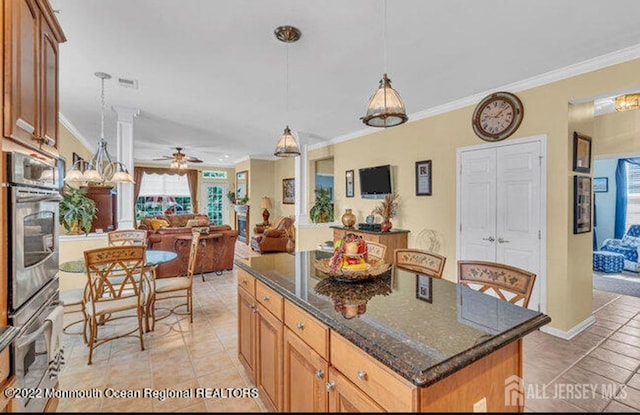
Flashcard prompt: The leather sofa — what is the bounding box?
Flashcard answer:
[139,214,238,278]
[250,216,295,253]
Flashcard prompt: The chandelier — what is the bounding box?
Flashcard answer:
[64,72,134,185]
[274,25,301,157]
[361,0,408,128]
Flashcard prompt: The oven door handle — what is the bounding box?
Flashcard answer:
[16,193,63,203]
[16,320,52,350]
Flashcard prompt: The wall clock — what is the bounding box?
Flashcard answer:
[472,91,524,142]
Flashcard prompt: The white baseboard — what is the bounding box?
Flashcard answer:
[540,315,596,340]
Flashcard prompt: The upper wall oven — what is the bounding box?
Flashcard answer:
[5,152,62,312]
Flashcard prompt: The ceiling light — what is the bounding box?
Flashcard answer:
[361,0,408,128]
[274,25,301,157]
[64,72,134,184]
[615,94,640,112]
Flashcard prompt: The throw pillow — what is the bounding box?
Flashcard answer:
[622,235,640,248]
[150,218,170,230]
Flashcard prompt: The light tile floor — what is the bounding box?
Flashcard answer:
[57,247,640,412]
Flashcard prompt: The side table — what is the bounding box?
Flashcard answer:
[174,233,225,281]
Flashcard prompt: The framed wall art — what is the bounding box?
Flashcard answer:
[72,152,88,172]
[416,160,432,196]
[282,178,295,204]
[415,275,433,303]
[345,170,354,198]
[593,177,608,193]
[572,132,592,173]
[573,175,592,234]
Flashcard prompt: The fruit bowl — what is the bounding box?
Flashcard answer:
[314,257,392,282]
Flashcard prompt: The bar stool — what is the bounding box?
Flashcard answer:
[60,287,86,341]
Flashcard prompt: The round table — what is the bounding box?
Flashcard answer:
[59,249,178,273]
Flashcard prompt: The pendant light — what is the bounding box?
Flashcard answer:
[274,25,301,157]
[64,72,134,184]
[361,0,408,128]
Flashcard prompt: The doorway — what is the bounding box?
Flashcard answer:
[457,135,547,312]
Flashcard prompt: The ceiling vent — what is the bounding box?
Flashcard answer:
[118,77,138,89]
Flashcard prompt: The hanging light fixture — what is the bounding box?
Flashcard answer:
[274,25,301,157]
[64,72,134,185]
[615,93,640,112]
[361,0,408,128]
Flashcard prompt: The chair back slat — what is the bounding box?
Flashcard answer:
[366,241,387,261]
[187,232,201,277]
[108,229,148,246]
[394,249,446,278]
[457,260,536,308]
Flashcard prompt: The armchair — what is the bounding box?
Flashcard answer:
[600,225,640,272]
[251,216,295,253]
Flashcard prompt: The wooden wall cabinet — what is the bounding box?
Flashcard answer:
[332,227,409,265]
[4,0,66,156]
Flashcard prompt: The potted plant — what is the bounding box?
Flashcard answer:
[227,190,249,213]
[310,187,334,223]
[59,184,98,235]
[372,192,398,232]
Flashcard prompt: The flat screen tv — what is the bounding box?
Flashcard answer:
[359,164,393,199]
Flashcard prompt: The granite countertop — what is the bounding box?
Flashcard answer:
[330,225,410,234]
[235,250,551,387]
[0,326,19,353]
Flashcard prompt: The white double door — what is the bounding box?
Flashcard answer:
[458,138,544,311]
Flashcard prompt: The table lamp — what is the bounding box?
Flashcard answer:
[261,196,273,225]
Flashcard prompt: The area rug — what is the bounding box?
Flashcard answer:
[593,271,640,298]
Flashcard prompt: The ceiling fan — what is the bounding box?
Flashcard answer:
[153,147,203,169]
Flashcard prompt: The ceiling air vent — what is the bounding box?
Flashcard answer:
[118,77,138,89]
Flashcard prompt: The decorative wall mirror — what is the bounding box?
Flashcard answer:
[236,170,248,201]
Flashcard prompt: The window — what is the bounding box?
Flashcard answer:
[203,183,227,225]
[627,163,640,230]
[202,170,227,179]
[136,173,192,220]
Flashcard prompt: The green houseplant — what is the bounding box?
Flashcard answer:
[59,184,98,235]
[310,187,334,223]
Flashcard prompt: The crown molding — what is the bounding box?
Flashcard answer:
[58,112,94,151]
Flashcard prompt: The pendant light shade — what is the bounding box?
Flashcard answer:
[361,73,408,127]
[274,25,301,158]
[274,126,300,157]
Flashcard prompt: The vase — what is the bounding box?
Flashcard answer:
[381,220,392,232]
[341,209,356,228]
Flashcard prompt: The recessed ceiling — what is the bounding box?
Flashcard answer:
[50,0,640,167]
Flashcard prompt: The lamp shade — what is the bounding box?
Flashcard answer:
[274,126,301,157]
[261,196,273,210]
[361,73,408,128]
[615,94,640,112]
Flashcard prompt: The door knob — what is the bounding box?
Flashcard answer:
[498,237,510,243]
[482,237,495,242]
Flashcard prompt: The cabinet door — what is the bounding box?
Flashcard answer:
[255,303,283,411]
[5,0,40,145]
[283,328,328,412]
[39,16,60,149]
[237,287,256,382]
[327,367,384,412]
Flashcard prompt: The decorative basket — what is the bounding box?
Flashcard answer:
[314,257,392,282]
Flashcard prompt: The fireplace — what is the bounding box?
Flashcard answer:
[237,214,248,243]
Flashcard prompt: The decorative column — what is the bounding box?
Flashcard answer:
[113,106,140,230]
[295,143,310,227]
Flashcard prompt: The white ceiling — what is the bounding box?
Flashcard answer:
[51,0,640,167]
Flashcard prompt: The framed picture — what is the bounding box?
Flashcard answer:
[572,132,592,173]
[416,160,432,196]
[593,177,608,193]
[345,170,354,198]
[72,152,88,172]
[573,175,592,234]
[415,275,433,303]
[282,178,295,204]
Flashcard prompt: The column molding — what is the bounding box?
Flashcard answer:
[112,105,139,230]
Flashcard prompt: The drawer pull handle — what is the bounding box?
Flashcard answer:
[241,279,247,284]
[325,381,336,392]
[314,369,324,379]
[357,370,367,381]
[296,322,305,330]
[262,295,270,302]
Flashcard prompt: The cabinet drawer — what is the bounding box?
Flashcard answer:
[256,281,283,320]
[284,301,329,360]
[237,269,256,296]
[330,332,416,412]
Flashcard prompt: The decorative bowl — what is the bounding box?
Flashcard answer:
[314,257,392,282]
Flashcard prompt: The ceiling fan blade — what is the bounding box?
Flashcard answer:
[186,157,203,163]
[152,156,174,160]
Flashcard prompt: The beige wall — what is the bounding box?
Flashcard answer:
[58,124,93,172]
[594,109,640,157]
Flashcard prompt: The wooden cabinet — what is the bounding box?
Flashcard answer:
[283,328,329,412]
[327,367,384,412]
[83,186,117,233]
[255,302,283,411]
[237,286,256,382]
[4,0,65,156]
[332,227,409,265]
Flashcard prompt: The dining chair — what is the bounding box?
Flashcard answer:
[148,232,198,330]
[394,249,446,278]
[457,260,537,308]
[60,287,87,341]
[366,241,387,261]
[83,245,149,365]
[107,229,148,246]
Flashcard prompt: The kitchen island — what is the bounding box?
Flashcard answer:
[235,251,550,412]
